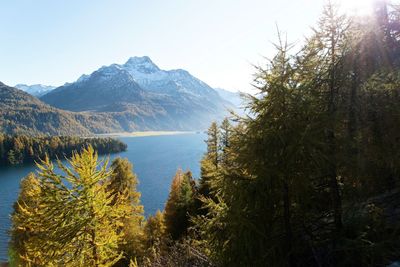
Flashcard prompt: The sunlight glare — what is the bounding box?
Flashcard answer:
[338,0,375,16]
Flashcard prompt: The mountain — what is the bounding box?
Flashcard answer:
[42,64,147,112]
[122,56,219,98]
[41,57,233,131]
[14,84,55,97]
[0,82,124,136]
[215,88,243,108]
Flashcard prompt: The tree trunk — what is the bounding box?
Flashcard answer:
[328,29,343,234]
[283,181,294,267]
[91,227,99,266]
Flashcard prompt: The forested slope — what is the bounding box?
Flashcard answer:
[0,134,127,165]
[8,2,400,267]
[41,57,233,131]
[0,82,124,135]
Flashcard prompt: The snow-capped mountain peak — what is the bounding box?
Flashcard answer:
[57,56,223,100]
[124,56,160,74]
[96,64,125,76]
[14,84,56,97]
[39,55,239,131]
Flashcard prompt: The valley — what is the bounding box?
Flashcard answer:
[3,56,241,137]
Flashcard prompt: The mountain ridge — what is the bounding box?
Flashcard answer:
[0,82,125,136]
[41,56,235,131]
[14,84,56,97]
[3,57,243,135]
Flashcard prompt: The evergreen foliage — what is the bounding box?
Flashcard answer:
[142,210,167,264]
[198,122,220,198]
[8,1,400,266]
[164,170,196,240]
[10,146,131,266]
[108,158,145,266]
[0,82,126,136]
[0,134,126,166]
[195,2,400,266]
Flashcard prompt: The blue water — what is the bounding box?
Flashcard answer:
[0,133,206,262]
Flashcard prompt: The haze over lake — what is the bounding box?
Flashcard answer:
[0,133,206,261]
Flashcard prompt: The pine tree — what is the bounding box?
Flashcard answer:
[164,169,196,240]
[109,158,145,265]
[9,173,42,266]
[109,157,143,214]
[206,122,219,169]
[219,118,232,166]
[199,122,220,198]
[315,1,350,233]
[194,2,400,266]
[143,210,167,264]
[10,146,131,266]
[7,150,17,165]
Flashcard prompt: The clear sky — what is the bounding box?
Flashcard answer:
[0,0,369,92]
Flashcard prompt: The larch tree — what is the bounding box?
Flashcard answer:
[164,169,196,240]
[219,118,232,167]
[10,146,131,266]
[143,210,167,264]
[9,173,42,266]
[198,122,220,198]
[313,1,351,233]
[109,157,145,265]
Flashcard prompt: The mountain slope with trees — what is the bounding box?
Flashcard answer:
[0,134,127,165]
[192,2,400,266]
[14,84,56,97]
[0,82,131,135]
[3,58,241,134]
[8,1,400,267]
[41,57,234,131]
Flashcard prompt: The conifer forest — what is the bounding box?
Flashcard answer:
[5,1,400,266]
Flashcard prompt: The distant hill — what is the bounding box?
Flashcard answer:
[214,88,244,108]
[14,84,55,97]
[0,82,123,136]
[42,64,147,112]
[5,57,242,135]
[41,56,235,130]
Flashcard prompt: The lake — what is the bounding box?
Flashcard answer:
[0,133,206,262]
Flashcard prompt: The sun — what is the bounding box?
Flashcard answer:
[337,0,375,16]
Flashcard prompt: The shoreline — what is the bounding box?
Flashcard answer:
[95,131,199,138]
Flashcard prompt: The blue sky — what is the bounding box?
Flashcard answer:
[1,0,362,92]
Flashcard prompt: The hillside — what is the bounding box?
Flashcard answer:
[14,84,56,97]
[41,57,234,130]
[2,58,242,136]
[215,87,243,107]
[0,134,126,165]
[0,82,123,136]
